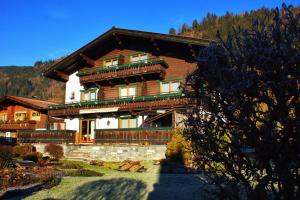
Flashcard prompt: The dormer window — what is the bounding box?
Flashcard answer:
[130,53,148,63]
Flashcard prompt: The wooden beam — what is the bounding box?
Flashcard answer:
[108,80,114,86]
[123,78,129,85]
[113,33,123,47]
[159,71,166,79]
[140,75,146,82]
[151,38,161,54]
[80,53,95,66]
[188,44,197,59]
[54,70,69,82]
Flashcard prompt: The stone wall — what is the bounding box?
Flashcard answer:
[33,143,166,161]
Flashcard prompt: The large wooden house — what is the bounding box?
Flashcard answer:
[0,96,65,141]
[41,27,210,145]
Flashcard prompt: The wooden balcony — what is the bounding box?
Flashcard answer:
[94,127,174,145]
[0,120,37,131]
[48,93,194,117]
[78,59,168,85]
[17,130,76,144]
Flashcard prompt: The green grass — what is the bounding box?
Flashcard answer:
[24,160,205,200]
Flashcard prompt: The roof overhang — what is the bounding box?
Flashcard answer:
[43,27,211,82]
[0,96,53,111]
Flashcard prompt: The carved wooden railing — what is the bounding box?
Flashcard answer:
[78,59,168,84]
[17,130,76,144]
[94,127,174,144]
[0,120,37,130]
[48,93,194,117]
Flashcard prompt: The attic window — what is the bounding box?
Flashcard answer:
[130,53,148,63]
[31,111,41,121]
[103,58,119,68]
[0,113,7,122]
[15,112,27,122]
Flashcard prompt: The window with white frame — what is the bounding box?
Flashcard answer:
[161,80,181,94]
[14,112,27,122]
[119,85,137,98]
[119,117,137,128]
[30,111,41,121]
[103,58,119,68]
[81,89,97,101]
[130,53,148,63]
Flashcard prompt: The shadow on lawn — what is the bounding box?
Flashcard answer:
[147,160,206,200]
[69,178,147,200]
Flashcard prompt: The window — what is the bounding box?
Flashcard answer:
[119,85,137,98]
[160,80,181,94]
[130,53,148,63]
[0,113,7,122]
[14,112,27,122]
[119,117,137,128]
[81,89,97,101]
[31,111,41,121]
[103,58,119,68]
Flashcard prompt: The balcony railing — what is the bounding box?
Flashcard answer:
[17,130,76,144]
[94,127,174,144]
[48,93,193,117]
[0,120,37,130]
[78,59,168,84]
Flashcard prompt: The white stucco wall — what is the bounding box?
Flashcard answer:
[138,116,147,127]
[96,117,118,129]
[65,71,83,103]
[95,116,147,129]
[65,118,80,132]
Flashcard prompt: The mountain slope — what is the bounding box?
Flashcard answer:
[0,61,65,103]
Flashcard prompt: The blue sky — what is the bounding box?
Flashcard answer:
[0,0,299,66]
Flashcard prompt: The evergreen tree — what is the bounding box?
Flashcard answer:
[192,19,199,30]
[168,28,176,35]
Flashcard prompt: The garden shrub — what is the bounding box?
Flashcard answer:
[22,152,43,163]
[44,143,64,161]
[165,128,193,163]
[65,169,103,177]
[14,144,36,157]
[0,168,39,190]
[0,145,15,168]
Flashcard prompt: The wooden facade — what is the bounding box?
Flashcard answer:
[0,96,65,138]
[42,27,210,144]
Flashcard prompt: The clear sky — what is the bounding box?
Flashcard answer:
[0,0,299,66]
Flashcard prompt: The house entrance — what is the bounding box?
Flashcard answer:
[80,119,95,143]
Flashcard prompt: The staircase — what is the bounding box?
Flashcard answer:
[65,145,95,161]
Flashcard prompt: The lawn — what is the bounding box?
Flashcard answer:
[20,160,206,200]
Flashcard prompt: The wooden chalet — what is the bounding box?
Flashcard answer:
[39,27,210,144]
[0,96,72,144]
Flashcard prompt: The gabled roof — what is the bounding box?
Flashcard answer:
[0,96,57,110]
[43,27,211,82]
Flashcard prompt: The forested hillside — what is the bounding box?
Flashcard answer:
[169,6,300,40]
[0,61,65,102]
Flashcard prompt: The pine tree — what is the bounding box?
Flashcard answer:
[168,28,176,35]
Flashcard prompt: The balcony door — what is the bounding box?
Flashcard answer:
[80,119,95,143]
